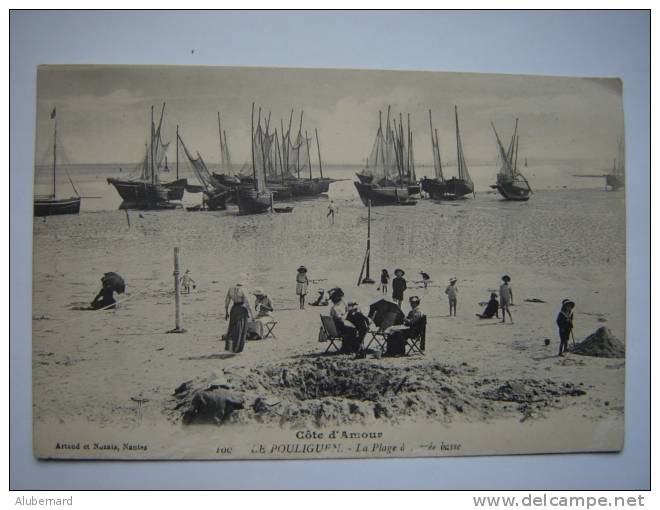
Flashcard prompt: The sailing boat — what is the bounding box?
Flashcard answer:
[422,106,474,200]
[605,136,625,190]
[354,106,417,206]
[490,119,532,201]
[236,103,273,215]
[107,103,186,209]
[177,128,229,210]
[34,108,82,217]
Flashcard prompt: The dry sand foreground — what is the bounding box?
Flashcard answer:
[32,189,626,459]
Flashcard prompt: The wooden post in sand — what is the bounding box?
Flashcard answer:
[169,247,186,333]
[359,199,375,285]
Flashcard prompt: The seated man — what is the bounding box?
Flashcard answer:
[345,301,370,350]
[386,296,425,356]
[247,288,274,339]
[476,293,499,319]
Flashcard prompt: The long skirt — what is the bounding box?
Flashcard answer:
[225,303,249,353]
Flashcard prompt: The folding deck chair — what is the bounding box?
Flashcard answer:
[366,311,400,353]
[405,316,427,356]
[319,315,342,354]
[264,321,278,339]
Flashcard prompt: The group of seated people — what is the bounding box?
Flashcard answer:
[326,287,426,356]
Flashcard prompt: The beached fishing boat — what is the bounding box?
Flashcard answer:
[107,103,186,209]
[490,119,532,201]
[34,108,81,217]
[236,103,273,215]
[422,107,474,200]
[354,107,418,206]
[177,128,229,211]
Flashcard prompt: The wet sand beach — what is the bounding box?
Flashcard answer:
[32,177,626,459]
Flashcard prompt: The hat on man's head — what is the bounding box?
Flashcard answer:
[297,265,308,273]
[449,277,457,283]
[409,295,421,305]
[561,299,575,308]
[394,268,405,276]
[252,288,265,297]
[502,275,511,282]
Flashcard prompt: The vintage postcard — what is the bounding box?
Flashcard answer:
[32,65,626,460]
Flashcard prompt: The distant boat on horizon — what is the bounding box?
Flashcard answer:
[34,107,82,217]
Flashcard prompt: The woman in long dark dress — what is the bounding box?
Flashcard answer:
[556,299,575,357]
[224,276,253,353]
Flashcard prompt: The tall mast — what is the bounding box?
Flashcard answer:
[217,112,223,169]
[305,130,312,180]
[514,135,519,173]
[407,113,411,179]
[257,107,267,190]
[150,105,155,185]
[176,124,179,180]
[315,128,323,179]
[455,105,462,180]
[250,102,256,187]
[435,128,443,180]
[52,115,57,197]
[281,118,287,177]
[275,129,285,185]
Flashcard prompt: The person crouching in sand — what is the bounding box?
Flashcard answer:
[295,266,309,310]
[445,277,458,316]
[499,275,514,324]
[180,269,196,294]
[392,269,407,308]
[556,299,575,357]
[476,292,499,319]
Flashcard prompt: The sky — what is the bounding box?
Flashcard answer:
[34,65,625,167]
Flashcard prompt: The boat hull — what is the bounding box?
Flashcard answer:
[204,190,228,211]
[34,196,81,217]
[354,182,415,206]
[107,178,173,209]
[491,180,531,201]
[422,177,473,200]
[236,188,272,215]
[162,178,187,200]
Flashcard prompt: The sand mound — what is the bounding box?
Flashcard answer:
[572,327,625,358]
[164,356,589,428]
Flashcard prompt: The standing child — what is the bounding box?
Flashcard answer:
[445,277,458,316]
[180,269,196,294]
[327,201,337,224]
[295,266,309,310]
[392,269,407,308]
[378,269,390,294]
[499,275,514,324]
[556,299,575,356]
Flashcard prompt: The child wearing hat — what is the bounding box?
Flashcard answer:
[445,277,458,316]
[556,299,575,356]
[378,269,390,294]
[295,266,309,310]
[392,269,407,308]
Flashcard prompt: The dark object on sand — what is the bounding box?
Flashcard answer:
[182,390,245,425]
[368,299,405,328]
[101,272,125,294]
[273,206,294,213]
[544,338,551,346]
[572,327,625,358]
[524,298,546,303]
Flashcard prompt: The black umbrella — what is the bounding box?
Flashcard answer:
[101,272,125,294]
[368,298,404,328]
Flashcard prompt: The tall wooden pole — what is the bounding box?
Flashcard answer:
[176,124,179,180]
[305,130,312,180]
[169,247,186,333]
[361,199,375,284]
[250,103,256,184]
[150,105,155,185]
